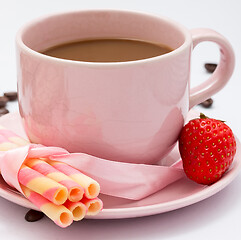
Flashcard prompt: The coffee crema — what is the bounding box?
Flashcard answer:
[41,38,173,62]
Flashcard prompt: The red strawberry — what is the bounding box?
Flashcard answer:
[179,113,236,185]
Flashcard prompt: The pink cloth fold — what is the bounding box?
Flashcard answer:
[0,144,184,200]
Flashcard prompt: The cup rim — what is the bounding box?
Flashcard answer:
[16,9,192,67]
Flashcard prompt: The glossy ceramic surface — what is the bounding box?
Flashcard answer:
[16,10,235,164]
[0,112,240,219]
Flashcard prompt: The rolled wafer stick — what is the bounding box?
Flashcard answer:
[48,161,100,199]
[0,134,19,151]
[0,127,103,225]
[64,199,87,221]
[21,185,73,228]
[81,196,103,216]
[0,126,29,146]
[19,164,68,205]
[26,158,84,202]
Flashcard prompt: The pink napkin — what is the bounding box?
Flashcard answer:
[0,111,203,200]
[0,143,184,200]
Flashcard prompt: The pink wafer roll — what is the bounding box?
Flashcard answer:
[48,161,100,199]
[26,158,84,202]
[21,185,73,228]
[0,126,29,146]
[81,196,103,216]
[18,164,68,205]
[64,199,87,221]
[0,134,19,151]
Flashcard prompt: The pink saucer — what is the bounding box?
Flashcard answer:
[0,112,240,219]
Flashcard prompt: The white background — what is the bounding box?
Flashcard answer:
[0,0,241,239]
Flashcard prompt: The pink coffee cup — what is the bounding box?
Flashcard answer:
[16,10,235,164]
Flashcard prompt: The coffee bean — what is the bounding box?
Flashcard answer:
[205,63,217,73]
[25,209,44,222]
[0,108,9,116]
[199,98,213,108]
[4,91,18,101]
[0,96,8,108]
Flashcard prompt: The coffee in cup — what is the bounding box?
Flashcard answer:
[41,38,173,62]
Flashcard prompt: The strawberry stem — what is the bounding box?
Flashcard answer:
[200,113,208,119]
[199,113,225,122]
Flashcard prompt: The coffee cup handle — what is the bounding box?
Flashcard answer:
[189,28,235,109]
